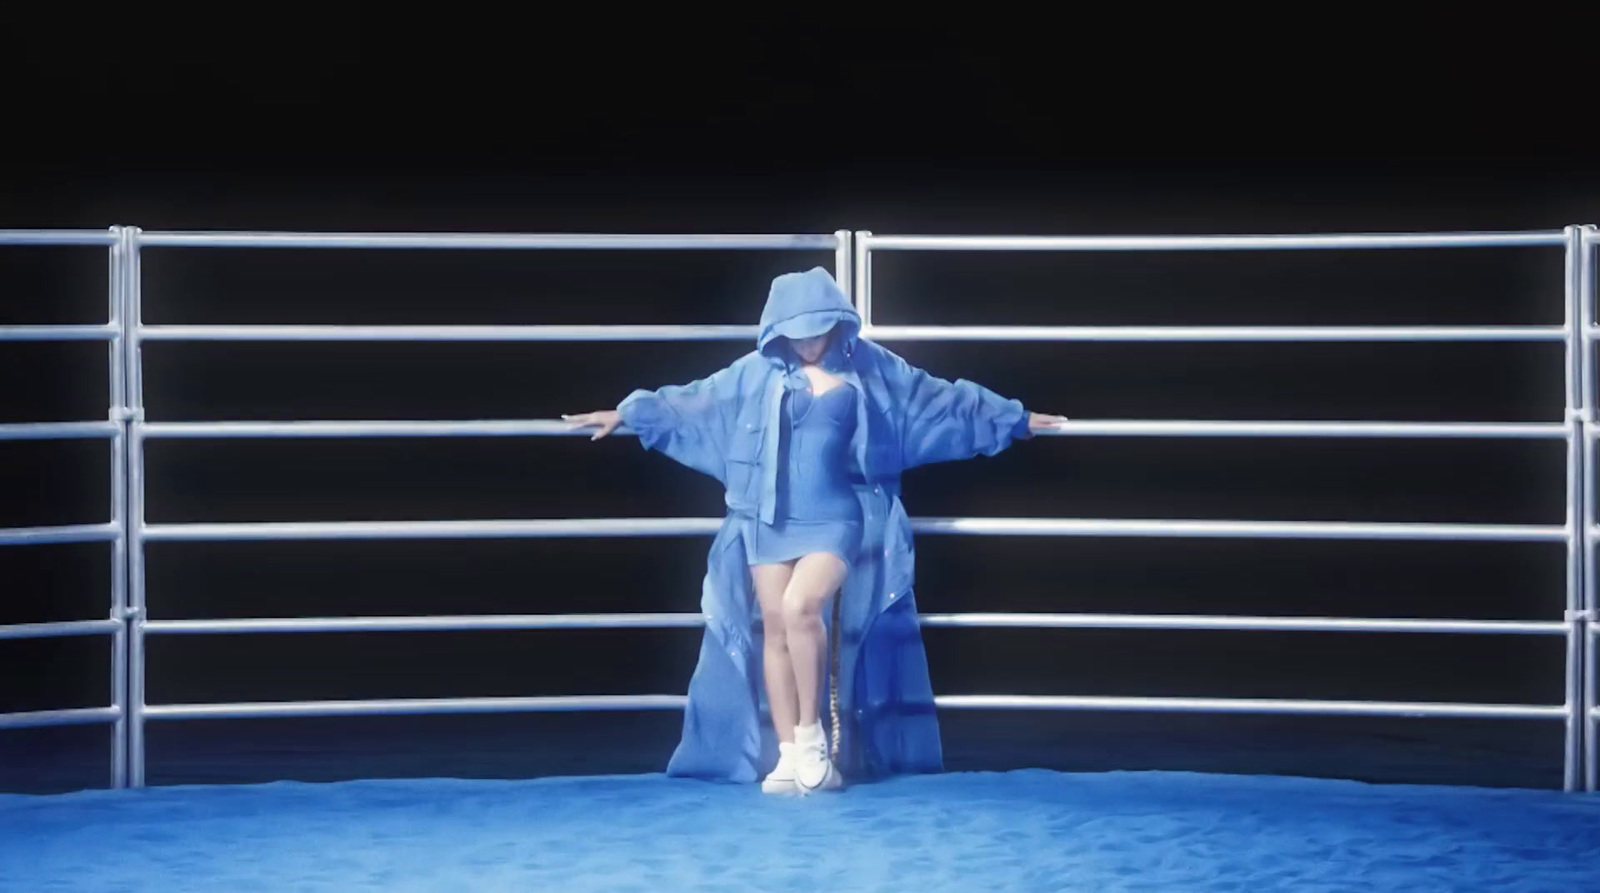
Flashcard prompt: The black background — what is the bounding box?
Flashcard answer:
[2,13,1597,793]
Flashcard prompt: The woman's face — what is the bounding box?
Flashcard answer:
[792,332,829,364]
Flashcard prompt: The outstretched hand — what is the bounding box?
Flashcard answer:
[1028,413,1069,432]
[562,410,623,441]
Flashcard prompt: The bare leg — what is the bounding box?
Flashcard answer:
[752,562,799,743]
[782,552,849,728]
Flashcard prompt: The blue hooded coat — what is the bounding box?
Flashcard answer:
[616,267,1033,783]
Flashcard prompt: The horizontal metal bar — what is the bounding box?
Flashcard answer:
[917,614,1569,635]
[0,230,118,246]
[144,613,1567,638]
[141,419,1568,441]
[863,232,1566,251]
[142,517,1565,544]
[0,421,121,441]
[0,523,120,546]
[138,232,840,250]
[0,619,122,641]
[145,695,689,721]
[915,517,1567,542]
[138,325,757,342]
[146,614,707,635]
[0,324,118,342]
[142,420,625,439]
[138,695,1561,723]
[1044,420,1569,439]
[136,324,1570,344]
[861,325,1566,342]
[932,695,1565,719]
[0,706,121,731]
[143,518,724,542]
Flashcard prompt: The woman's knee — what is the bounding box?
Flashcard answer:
[752,562,794,644]
[761,608,789,645]
[785,554,846,622]
[781,588,826,630]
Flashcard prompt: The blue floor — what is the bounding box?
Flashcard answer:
[2,770,1598,892]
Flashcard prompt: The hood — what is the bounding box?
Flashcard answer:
[756,267,861,363]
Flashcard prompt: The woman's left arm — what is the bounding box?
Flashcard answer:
[879,345,1066,470]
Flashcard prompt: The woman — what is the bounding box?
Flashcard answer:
[564,267,1065,794]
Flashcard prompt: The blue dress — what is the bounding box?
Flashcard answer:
[741,381,864,568]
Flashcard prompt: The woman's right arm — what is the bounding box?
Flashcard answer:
[564,362,743,483]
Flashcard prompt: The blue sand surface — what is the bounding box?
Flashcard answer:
[2,770,1598,892]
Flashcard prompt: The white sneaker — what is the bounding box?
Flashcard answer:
[792,722,842,793]
[761,742,799,794]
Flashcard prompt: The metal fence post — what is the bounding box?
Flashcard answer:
[1579,224,1599,793]
[108,226,130,789]
[124,226,148,789]
[1563,226,1587,792]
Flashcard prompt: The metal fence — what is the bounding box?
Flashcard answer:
[0,228,132,789]
[2,225,1596,792]
[859,228,1592,797]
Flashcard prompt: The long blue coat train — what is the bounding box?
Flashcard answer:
[616,267,1036,784]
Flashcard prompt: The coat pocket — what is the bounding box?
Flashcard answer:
[724,424,763,495]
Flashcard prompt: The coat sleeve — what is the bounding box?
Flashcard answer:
[877,345,1033,471]
[616,363,743,483]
